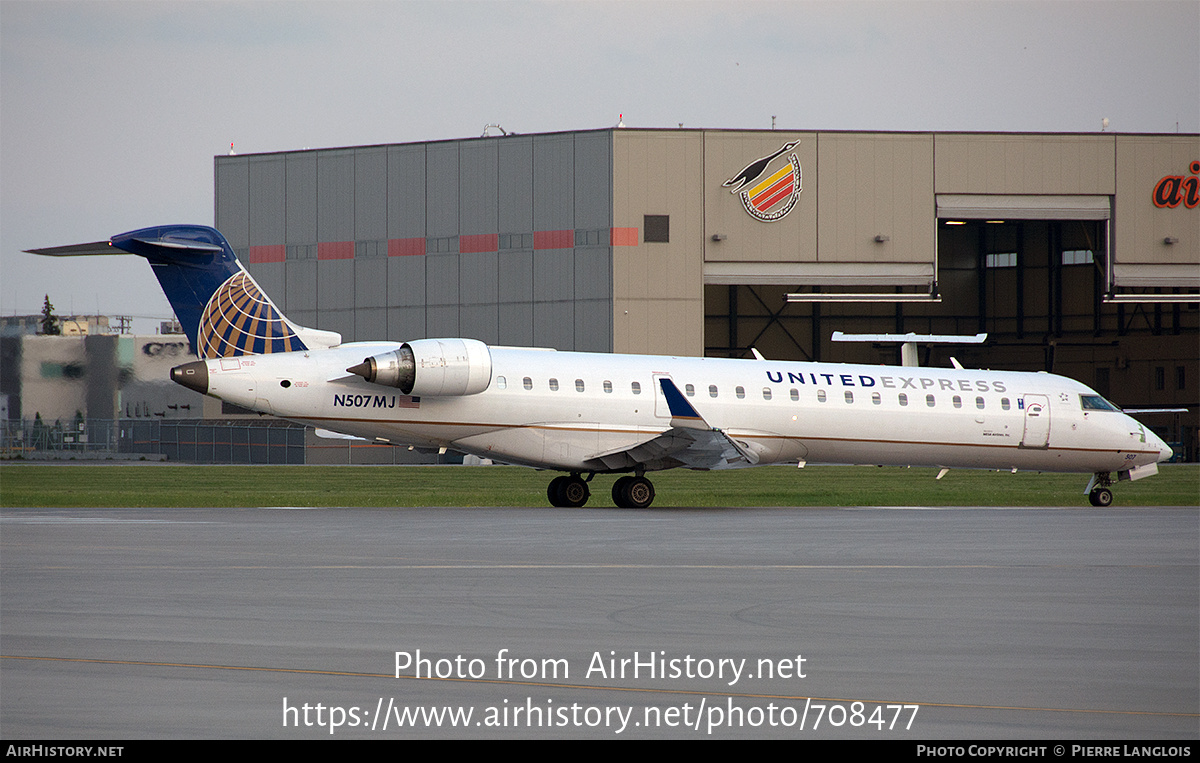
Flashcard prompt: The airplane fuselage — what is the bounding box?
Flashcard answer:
[183,342,1166,476]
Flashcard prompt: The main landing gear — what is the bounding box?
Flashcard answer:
[1086,471,1114,507]
[546,472,656,508]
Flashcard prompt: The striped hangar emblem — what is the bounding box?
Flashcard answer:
[722,140,803,222]
[197,271,305,358]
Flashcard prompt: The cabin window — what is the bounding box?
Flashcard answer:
[497,376,507,390]
[926,394,936,407]
[976,396,985,409]
[1001,398,1011,410]
[575,379,585,392]
[549,378,559,391]
[898,393,908,406]
[871,392,881,405]
[817,390,827,403]
[762,388,772,400]
[952,395,962,408]
[709,385,718,398]
[523,377,533,390]
[631,381,642,395]
[735,386,745,399]
[685,383,695,397]
[844,391,854,404]
[790,389,799,402]
[603,380,613,394]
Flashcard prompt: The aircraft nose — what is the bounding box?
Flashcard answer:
[1153,430,1172,463]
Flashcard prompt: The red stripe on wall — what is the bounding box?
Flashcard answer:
[318,241,355,260]
[248,245,286,263]
[610,227,639,246]
[388,238,425,257]
[749,173,794,205]
[534,229,574,249]
[460,233,499,253]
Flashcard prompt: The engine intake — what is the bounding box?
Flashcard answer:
[347,338,492,396]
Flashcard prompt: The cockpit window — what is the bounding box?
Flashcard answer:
[1080,394,1120,412]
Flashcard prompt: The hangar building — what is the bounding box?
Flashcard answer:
[213,128,1199,459]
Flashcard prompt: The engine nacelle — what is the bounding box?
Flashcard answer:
[347,338,492,396]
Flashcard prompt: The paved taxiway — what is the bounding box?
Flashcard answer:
[2,505,1197,739]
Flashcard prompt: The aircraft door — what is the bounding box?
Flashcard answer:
[1019,394,1050,449]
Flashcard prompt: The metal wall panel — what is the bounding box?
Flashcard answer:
[934,134,1116,195]
[317,260,355,334]
[459,304,499,345]
[388,145,426,239]
[317,150,355,244]
[354,258,388,308]
[460,251,499,304]
[1115,134,1199,269]
[355,147,388,241]
[354,308,387,343]
[574,131,612,229]
[388,256,426,307]
[460,141,498,235]
[533,135,575,230]
[425,305,459,338]
[388,306,427,342]
[533,250,573,302]
[286,153,317,245]
[574,299,611,352]
[613,130,706,355]
[498,302,533,346]
[425,253,460,306]
[286,260,317,313]
[248,156,286,246]
[318,309,354,341]
[253,262,287,311]
[573,248,611,302]
[215,158,249,249]
[817,132,935,265]
[533,302,574,350]
[426,143,459,238]
[498,136,534,233]
[498,250,533,302]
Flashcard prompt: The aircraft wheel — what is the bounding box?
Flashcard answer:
[559,475,590,507]
[547,476,569,507]
[1088,488,1113,507]
[613,475,655,508]
[611,476,631,507]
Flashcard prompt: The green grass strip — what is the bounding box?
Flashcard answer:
[2,463,1196,508]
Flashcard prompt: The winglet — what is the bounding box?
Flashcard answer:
[658,378,709,430]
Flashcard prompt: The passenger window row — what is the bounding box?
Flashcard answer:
[494,376,1012,410]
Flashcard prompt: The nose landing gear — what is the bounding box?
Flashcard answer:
[1085,472,1114,507]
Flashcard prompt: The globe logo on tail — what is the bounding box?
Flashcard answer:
[723,140,802,222]
[197,271,304,358]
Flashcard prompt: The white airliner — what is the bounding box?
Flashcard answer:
[29,225,1170,508]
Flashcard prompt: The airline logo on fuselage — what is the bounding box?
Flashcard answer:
[765,370,1007,393]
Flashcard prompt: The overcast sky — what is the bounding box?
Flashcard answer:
[2,0,1197,331]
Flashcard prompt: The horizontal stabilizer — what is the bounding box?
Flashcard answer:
[25,241,115,257]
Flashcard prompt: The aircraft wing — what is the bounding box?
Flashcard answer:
[582,379,759,472]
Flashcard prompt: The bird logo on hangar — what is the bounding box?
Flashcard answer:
[723,140,802,222]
